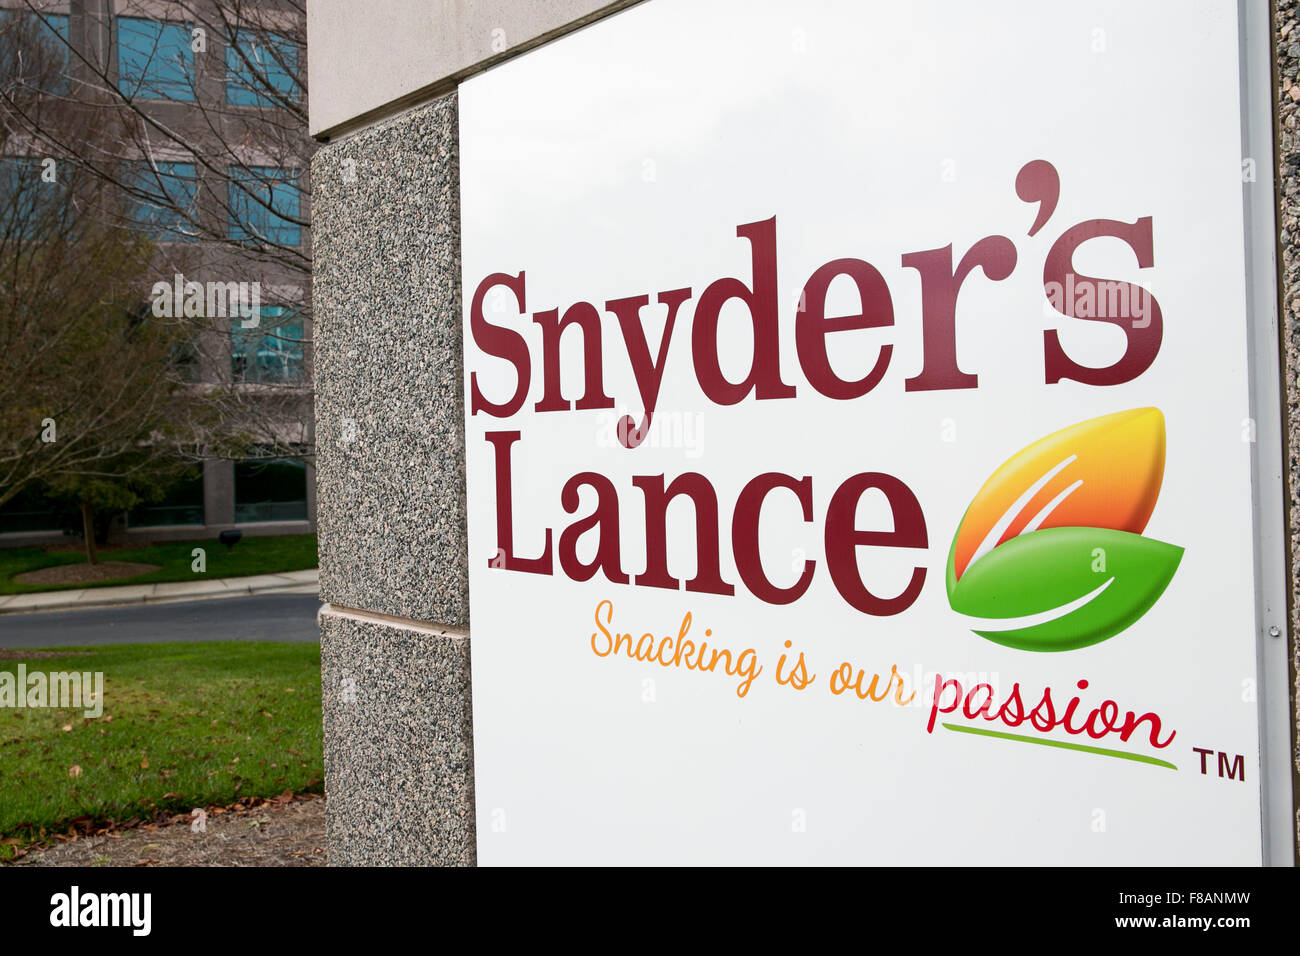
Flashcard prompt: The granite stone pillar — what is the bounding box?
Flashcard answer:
[311,94,475,864]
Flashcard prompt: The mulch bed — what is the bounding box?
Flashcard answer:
[13,561,160,586]
[7,792,326,867]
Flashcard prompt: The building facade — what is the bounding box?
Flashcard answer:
[0,0,315,548]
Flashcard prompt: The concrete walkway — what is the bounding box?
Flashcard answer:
[0,568,318,615]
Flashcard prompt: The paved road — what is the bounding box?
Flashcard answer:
[0,593,322,648]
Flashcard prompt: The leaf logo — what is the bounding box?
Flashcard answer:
[946,407,1183,652]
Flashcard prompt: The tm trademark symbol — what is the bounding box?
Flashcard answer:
[1192,746,1245,782]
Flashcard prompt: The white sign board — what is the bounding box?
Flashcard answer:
[460,0,1289,864]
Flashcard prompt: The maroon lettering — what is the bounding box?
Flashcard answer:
[732,473,815,605]
[796,258,894,399]
[532,302,615,413]
[607,288,693,448]
[484,431,552,575]
[903,238,1017,391]
[691,217,797,406]
[558,472,628,583]
[633,473,735,596]
[469,273,531,417]
[1042,217,1163,385]
[824,473,927,616]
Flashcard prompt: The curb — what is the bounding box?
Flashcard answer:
[0,570,319,615]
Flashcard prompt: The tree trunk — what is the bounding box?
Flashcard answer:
[80,499,99,565]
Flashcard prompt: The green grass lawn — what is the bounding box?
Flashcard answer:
[0,642,322,856]
[0,533,317,594]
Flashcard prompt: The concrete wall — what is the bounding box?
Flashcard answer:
[307,0,641,139]
[310,0,1300,865]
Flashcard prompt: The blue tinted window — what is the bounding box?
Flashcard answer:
[36,13,68,80]
[228,166,300,246]
[126,161,198,240]
[117,17,195,101]
[231,305,304,384]
[0,12,70,93]
[226,29,297,107]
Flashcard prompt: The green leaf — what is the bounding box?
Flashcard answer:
[947,527,1183,652]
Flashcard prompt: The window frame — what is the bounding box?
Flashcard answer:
[233,453,308,524]
[225,28,299,108]
[116,15,197,103]
[230,303,305,385]
[125,160,200,241]
[227,165,302,247]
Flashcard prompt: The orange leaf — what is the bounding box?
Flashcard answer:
[952,407,1166,581]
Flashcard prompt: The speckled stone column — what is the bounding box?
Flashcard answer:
[1273,0,1300,855]
[311,92,475,865]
